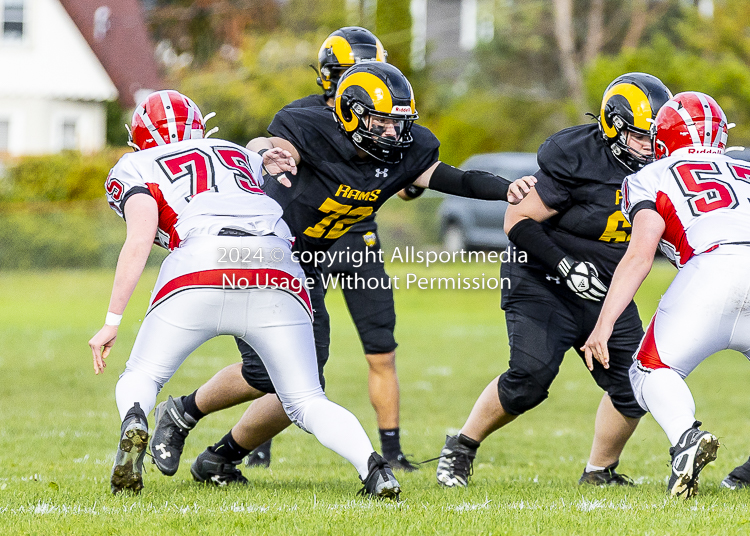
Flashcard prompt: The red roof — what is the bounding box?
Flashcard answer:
[59,0,163,107]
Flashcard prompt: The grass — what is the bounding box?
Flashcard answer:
[2,260,750,535]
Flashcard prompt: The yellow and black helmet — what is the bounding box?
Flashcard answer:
[317,27,387,99]
[599,72,672,171]
[334,62,418,164]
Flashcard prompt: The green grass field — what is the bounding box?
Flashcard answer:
[2,260,750,535]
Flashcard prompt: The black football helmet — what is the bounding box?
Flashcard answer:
[317,27,387,99]
[599,72,672,171]
[334,62,418,164]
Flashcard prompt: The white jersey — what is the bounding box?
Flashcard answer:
[105,138,293,249]
[622,147,750,268]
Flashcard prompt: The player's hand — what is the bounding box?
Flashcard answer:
[556,256,608,301]
[89,325,118,375]
[581,323,614,371]
[262,148,296,188]
[507,175,537,205]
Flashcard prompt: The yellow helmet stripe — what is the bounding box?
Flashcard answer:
[375,39,387,62]
[325,35,355,65]
[601,83,652,138]
[337,71,393,112]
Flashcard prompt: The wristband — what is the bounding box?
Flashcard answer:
[105,312,122,326]
[257,148,269,158]
[404,184,425,199]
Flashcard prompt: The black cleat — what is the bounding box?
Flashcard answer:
[150,396,196,476]
[667,421,719,499]
[436,435,476,488]
[245,439,272,468]
[111,403,149,495]
[579,462,635,486]
[722,456,750,490]
[385,452,419,472]
[358,452,401,500]
[191,448,248,486]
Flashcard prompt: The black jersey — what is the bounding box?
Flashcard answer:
[265,106,440,253]
[284,94,327,109]
[282,93,377,234]
[510,123,632,284]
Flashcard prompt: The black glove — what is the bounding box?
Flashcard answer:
[556,256,608,301]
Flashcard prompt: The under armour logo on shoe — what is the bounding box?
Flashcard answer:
[375,168,389,178]
[154,443,171,459]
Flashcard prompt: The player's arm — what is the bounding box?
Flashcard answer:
[246,136,300,188]
[505,188,609,302]
[412,161,536,204]
[88,193,158,375]
[582,208,665,370]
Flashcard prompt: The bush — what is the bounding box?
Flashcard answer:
[1,149,126,203]
[0,201,167,270]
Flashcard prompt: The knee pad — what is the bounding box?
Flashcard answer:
[497,369,549,415]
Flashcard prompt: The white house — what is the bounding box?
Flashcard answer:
[0,0,161,156]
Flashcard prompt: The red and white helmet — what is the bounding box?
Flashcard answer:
[128,90,207,151]
[652,91,729,160]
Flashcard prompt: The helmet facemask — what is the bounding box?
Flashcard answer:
[345,99,416,164]
[608,116,654,171]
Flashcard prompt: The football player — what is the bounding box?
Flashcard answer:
[583,91,749,498]
[435,73,672,488]
[243,27,421,471]
[88,90,401,499]
[147,62,536,485]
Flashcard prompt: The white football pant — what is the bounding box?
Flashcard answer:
[115,234,374,476]
[630,245,750,444]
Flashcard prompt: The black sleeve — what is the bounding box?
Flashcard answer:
[507,218,568,272]
[429,161,510,200]
[120,186,152,220]
[534,139,574,212]
[629,200,657,222]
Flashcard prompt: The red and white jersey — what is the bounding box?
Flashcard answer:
[622,147,750,268]
[105,138,293,249]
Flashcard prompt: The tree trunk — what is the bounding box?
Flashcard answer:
[552,0,584,105]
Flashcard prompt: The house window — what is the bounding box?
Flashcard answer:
[62,119,77,150]
[0,119,9,152]
[3,0,24,40]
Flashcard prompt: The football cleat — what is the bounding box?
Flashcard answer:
[191,448,248,486]
[358,452,401,500]
[667,422,719,499]
[386,452,419,472]
[150,395,197,476]
[721,457,750,490]
[436,435,476,488]
[245,439,272,468]
[579,462,634,486]
[111,403,149,495]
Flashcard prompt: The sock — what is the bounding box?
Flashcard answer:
[641,368,696,445]
[210,431,250,462]
[585,463,607,473]
[379,428,401,459]
[115,369,159,421]
[182,390,205,421]
[457,434,481,451]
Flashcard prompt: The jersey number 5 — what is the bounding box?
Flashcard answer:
[304,198,374,240]
[671,161,738,216]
